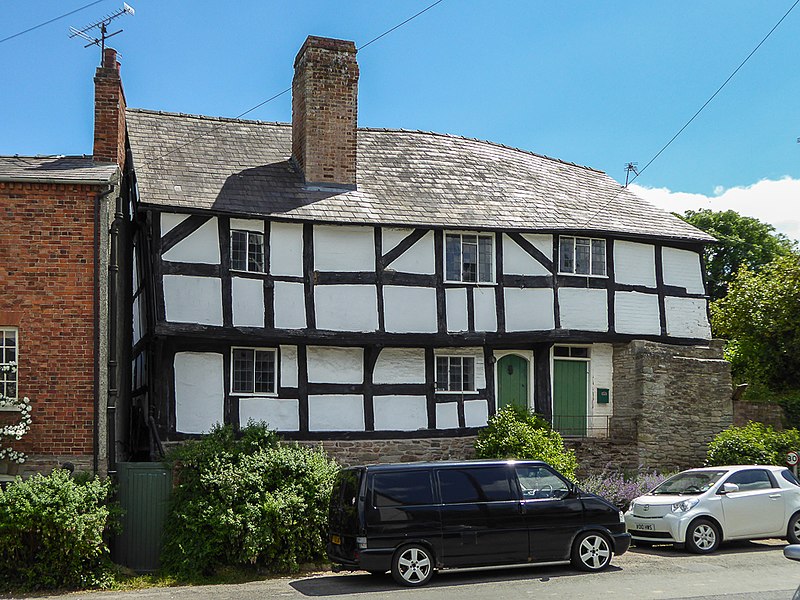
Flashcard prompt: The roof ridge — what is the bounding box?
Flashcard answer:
[0,154,93,160]
[126,107,291,127]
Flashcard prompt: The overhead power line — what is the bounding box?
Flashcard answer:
[0,0,111,45]
[140,0,447,168]
[580,0,800,227]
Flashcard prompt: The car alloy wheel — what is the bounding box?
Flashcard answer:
[572,532,612,571]
[788,513,800,544]
[391,544,434,586]
[686,519,720,554]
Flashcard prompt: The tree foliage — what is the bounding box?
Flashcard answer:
[706,422,800,467]
[711,254,800,389]
[678,209,795,300]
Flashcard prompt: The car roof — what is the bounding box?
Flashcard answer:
[343,459,551,472]
[681,465,786,473]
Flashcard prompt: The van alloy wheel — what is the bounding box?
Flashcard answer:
[572,532,612,571]
[391,544,434,586]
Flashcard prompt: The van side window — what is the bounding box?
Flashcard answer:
[516,466,570,500]
[438,467,514,504]
[372,471,434,507]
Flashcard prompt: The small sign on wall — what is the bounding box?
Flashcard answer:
[597,388,610,404]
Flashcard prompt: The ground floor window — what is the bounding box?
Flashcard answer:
[436,355,476,393]
[0,328,17,399]
[231,347,276,395]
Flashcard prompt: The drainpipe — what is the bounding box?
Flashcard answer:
[107,182,125,478]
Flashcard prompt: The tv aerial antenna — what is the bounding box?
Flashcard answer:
[624,162,639,187]
[69,3,134,61]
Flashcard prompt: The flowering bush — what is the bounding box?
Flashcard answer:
[0,363,31,465]
[578,469,668,510]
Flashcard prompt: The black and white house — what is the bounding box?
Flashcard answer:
[123,36,730,467]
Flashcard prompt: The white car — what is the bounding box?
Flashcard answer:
[625,465,800,553]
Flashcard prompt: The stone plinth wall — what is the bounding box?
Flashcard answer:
[733,401,785,430]
[565,438,642,477]
[295,437,478,467]
[613,340,732,471]
[8,454,97,478]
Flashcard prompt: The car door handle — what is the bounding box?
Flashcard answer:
[769,494,781,499]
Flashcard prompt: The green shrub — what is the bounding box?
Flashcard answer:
[162,422,339,577]
[706,421,800,466]
[474,407,578,479]
[0,469,114,590]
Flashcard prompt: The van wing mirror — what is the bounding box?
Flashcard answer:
[720,482,739,495]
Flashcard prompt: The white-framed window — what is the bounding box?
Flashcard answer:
[553,345,590,360]
[445,232,494,283]
[231,230,265,273]
[436,355,477,393]
[231,347,276,395]
[0,328,17,399]
[559,236,606,276]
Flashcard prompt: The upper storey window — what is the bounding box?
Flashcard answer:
[445,233,494,283]
[231,230,265,273]
[0,329,17,400]
[559,236,606,276]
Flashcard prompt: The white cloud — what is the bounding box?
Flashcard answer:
[630,177,800,244]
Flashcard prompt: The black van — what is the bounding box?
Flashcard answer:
[327,459,630,586]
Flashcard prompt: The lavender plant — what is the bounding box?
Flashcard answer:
[578,469,668,510]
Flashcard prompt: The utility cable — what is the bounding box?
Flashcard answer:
[0,0,111,45]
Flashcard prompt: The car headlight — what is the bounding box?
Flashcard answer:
[672,498,699,513]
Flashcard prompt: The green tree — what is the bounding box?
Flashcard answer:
[677,209,795,300]
[711,254,800,389]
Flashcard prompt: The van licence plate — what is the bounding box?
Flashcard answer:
[635,523,655,531]
[331,535,341,545]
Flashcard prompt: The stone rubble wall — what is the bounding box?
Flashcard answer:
[733,401,785,430]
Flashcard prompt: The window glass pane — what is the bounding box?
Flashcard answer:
[783,470,800,486]
[570,347,589,358]
[462,357,475,391]
[248,232,265,272]
[575,238,590,274]
[591,239,606,275]
[231,231,248,271]
[462,235,478,282]
[554,346,570,357]
[560,237,574,272]
[516,466,571,499]
[449,358,463,392]
[445,235,461,281]
[232,348,254,393]
[254,350,275,393]
[372,471,434,507]
[439,467,514,504]
[478,236,493,282]
[436,357,449,391]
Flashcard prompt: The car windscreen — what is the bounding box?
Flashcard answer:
[650,470,726,495]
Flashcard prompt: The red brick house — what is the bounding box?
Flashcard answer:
[0,48,128,477]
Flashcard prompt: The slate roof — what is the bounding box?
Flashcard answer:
[0,156,118,184]
[126,108,714,243]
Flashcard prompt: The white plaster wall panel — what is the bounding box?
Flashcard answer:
[502,234,550,276]
[230,218,265,233]
[385,231,435,274]
[373,348,426,384]
[315,285,378,332]
[436,347,487,389]
[308,395,365,431]
[558,288,608,332]
[160,212,189,236]
[163,275,223,325]
[504,288,555,331]
[665,297,712,339]
[527,233,553,260]
[445,288,469,332]
[464,399,489,428]
[383,286,438,333]
[314,225,375,272]
[307,346,364,384]
[588,343,614,438]
[279,345,298,388]
[436,402,460,429]
[273,281,307,329]
[662,247,705,294]
[232,277,264,328]
[239,397,300,431]
[162,218,220,264]
[174,352,224,434]
[373,396,428,431]
[614,291,661,335]
[473,287,497,332]
[382,227,413,254]
[270,222,303,277]
[614,241,656,287]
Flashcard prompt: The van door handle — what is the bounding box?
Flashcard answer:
[518,503,526,514]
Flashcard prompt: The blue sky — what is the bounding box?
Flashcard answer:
[2,1,799,239]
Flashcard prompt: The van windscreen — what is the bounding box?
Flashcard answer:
[372,471,434,507]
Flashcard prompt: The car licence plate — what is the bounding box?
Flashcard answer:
[331,534,341,545]
[635,523,655,531]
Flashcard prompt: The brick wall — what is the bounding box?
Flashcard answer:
[0,181,104,459]
[733,400,785,429]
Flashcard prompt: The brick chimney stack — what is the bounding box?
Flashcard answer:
[292,36,359,189]
[93,47,126,167]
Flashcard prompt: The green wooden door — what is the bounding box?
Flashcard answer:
[498,355,529,411]
[553,360,587,436]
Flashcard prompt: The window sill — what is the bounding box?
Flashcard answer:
[230,392,279,398]
[557,272,608,279]
[443,281,498,287]
[435,391,480,395]
[0,405,22,413]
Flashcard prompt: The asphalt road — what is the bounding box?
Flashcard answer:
[29,540,800,600]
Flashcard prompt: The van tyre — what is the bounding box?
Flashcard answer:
[391,544,434,586]
[787,513,800,544]
[571,532,613,571]
[685,518,720,554]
